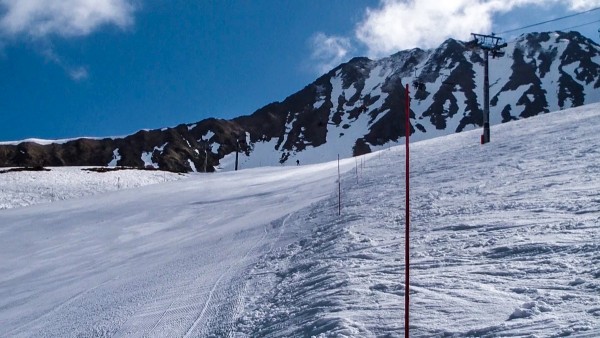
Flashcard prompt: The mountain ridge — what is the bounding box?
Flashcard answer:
[1,31,598,172]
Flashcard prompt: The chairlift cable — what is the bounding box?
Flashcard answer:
[498,18,600,47]
[557,19,600,32]
[495,6,600,35]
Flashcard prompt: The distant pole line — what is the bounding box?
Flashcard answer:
[404,83,410,338]
[495,6,600,35]
[356,157,359,184]
[338,154,341,216]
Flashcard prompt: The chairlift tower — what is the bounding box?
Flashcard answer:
[234,132,245,171]
[467,33,507,144]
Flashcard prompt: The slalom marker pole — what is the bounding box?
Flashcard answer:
[405,83,410,338]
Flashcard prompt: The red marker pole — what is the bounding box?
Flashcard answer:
[404,83,410,338]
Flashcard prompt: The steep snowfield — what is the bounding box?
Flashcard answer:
[1,103,599,337]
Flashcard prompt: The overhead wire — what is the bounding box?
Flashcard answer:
[495,6,600,36]
[558,19,600,32]
[490,7,600,47]
[498,18,600,46]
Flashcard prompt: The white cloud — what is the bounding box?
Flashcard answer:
[68,66,89,81]
[0,0,135,38]
[567,0,600,10]
[354,0,600,58]
[39,43,89,81]
[309,32,353,74]
[0,0,136,81]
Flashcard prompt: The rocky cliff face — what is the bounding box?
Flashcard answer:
[1,31,599,172]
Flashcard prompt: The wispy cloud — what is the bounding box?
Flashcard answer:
[0,0,136,80]
[0,0,136,38]
[309,32,353,74]
[39,43,89,81]
[67,66,89,81]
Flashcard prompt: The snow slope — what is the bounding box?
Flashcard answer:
[233,103,600,337]
[0,168,186,210]
[1,103,600,337]
[0,158,365,337]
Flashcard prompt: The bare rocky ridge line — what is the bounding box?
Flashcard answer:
[1,31,598,172]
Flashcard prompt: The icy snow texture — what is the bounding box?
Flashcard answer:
[1,103,599,337]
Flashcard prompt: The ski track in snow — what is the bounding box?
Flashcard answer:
[233,104,600,337]
[0,158,363,337]
[1,104,600,337]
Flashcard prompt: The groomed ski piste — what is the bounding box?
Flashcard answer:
[1,103,599,337]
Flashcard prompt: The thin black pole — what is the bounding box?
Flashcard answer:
[235,140,239,171]
[483,49,490,144]
[469,33,507,144]
[356,157,359,184]
[204,149,208,172]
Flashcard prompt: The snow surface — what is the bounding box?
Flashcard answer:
[141,143,168,169]
[0,167,186,210]
[187,159,198,173]
[1,103,600,337]
[0,137,107,146]
[108,149,121,167]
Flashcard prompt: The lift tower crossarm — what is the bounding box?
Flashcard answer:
[467,33,507,144]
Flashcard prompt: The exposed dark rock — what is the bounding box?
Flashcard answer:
[501,105,518,123]
[1,31,598,172]
[353,138,371,156]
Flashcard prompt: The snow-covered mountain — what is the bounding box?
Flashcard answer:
[1,31,599,171]
[1,103,599,336]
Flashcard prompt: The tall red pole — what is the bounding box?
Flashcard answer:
[404,83,410,337]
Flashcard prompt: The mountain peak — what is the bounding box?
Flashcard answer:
[1,31,599,172]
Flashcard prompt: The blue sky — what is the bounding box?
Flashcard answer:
[1,0,599,142]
